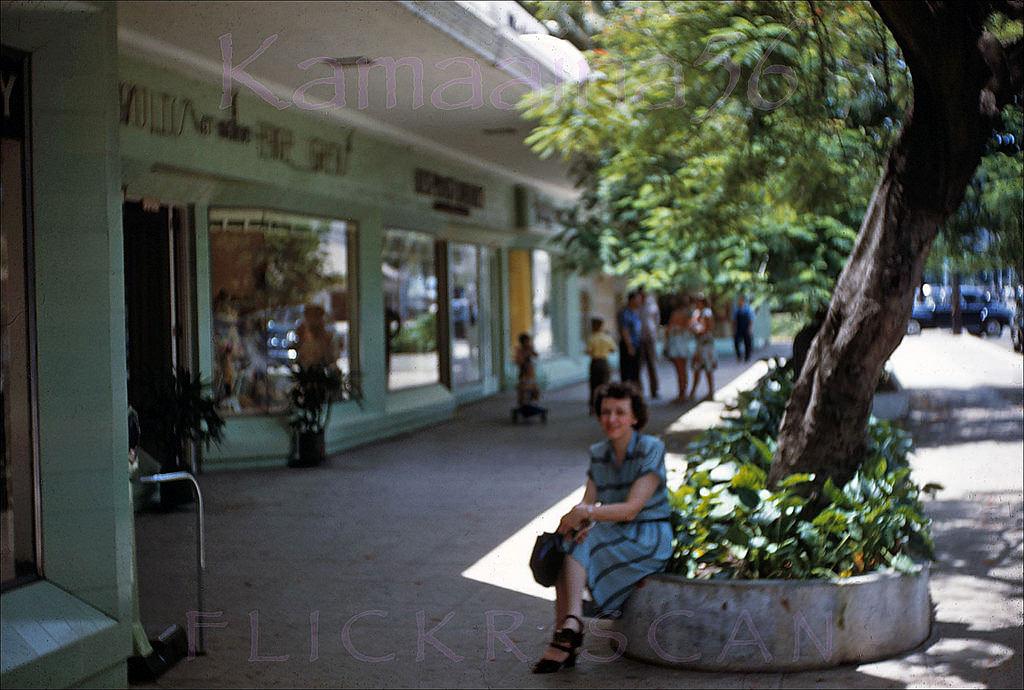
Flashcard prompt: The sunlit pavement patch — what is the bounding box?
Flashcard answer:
[461,487,585,601]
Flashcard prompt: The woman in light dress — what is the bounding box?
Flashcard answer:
[663,298,693,402]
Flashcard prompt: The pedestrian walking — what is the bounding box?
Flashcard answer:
[617,291,643,385]
[584,315,617,413]
[688,293,717,400]
[664,297,693,401]
[638,287,661,398]
[732,295,754,362]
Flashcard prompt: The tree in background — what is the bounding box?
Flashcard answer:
[522,1,909,316]
[522,1,1023,493]
[923,104,1023,332]
[924,100,1023,321]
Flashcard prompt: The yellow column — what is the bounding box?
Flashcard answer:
[507,249,532,344]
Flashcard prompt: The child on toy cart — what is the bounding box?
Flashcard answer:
[513,332,547,423]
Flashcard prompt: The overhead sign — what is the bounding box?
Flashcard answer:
[414,168,484,216]
[118,81,352,177]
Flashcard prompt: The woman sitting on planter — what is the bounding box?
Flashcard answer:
[532,381,673,674]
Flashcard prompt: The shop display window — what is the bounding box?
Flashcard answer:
[209,209,356,414]
[382,229,440,390]
[450,243,485,387]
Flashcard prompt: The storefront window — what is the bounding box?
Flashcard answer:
[532,249,554,356]
[382,229,439,390]
[2,46,39,588]
[450,243,484,386]
[209,209,355,414]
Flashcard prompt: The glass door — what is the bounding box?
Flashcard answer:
[450,243,485,387]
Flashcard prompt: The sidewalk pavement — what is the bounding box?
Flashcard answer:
[133,332,1022,689]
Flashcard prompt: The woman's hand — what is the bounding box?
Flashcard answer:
[557,503,592,539]
[570,522,590,544]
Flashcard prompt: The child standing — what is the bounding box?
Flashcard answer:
[513,332,547,422]
[515,332,540,405]
[584,316,617,413]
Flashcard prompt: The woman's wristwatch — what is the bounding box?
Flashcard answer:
[575,502,595,524]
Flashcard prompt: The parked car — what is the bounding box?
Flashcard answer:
[907,286,1013,336]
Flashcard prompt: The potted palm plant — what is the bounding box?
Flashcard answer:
[287,364,360,466]
[140,367,225,507]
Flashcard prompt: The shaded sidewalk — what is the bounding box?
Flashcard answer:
[132,333,1022,688]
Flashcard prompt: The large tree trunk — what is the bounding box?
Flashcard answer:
[768,1,1022,490]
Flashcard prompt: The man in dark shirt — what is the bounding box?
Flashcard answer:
[618,291,643,384]
[732,295,754,362]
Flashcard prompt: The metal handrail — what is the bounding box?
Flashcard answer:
[138,471,207,655]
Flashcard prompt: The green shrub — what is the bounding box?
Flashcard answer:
[667,361,937,580]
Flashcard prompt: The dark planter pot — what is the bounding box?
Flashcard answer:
[290,430,326,467]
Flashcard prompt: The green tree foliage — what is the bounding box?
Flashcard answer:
[927,103,1024,278]
[521,1,913,314]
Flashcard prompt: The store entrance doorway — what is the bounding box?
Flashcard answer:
[122,200,195,470]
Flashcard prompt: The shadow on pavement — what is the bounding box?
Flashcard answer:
[916,619,1022,689]
[926,492,1024,585]
[907,388,1023,448]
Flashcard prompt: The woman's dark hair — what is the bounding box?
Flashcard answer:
[592,381,648,430]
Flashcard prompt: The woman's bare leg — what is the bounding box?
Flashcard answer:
[543,556,586,661]
[688,364,701,399]
[671,358,687,400]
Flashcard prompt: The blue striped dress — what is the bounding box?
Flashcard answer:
[567,431,673,616]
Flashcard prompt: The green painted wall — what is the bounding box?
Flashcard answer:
[2,3,133,687]
[116,54,586,467]
[117,56,518,230]
[0,6,586,687]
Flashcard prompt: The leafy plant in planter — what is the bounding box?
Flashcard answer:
[667,361,939,580]
[288,364,361,466]
[139,367,225,507]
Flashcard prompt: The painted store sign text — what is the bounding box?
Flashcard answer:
[118,80,352,177]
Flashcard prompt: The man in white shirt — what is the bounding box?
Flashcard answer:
[638,288,661,399]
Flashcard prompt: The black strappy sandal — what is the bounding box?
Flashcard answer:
[531,614,584,674]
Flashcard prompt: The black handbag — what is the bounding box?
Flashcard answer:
[529,532,565,587]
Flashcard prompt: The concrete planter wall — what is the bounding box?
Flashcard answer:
[872,370,909,421]
[613,565,930,672]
